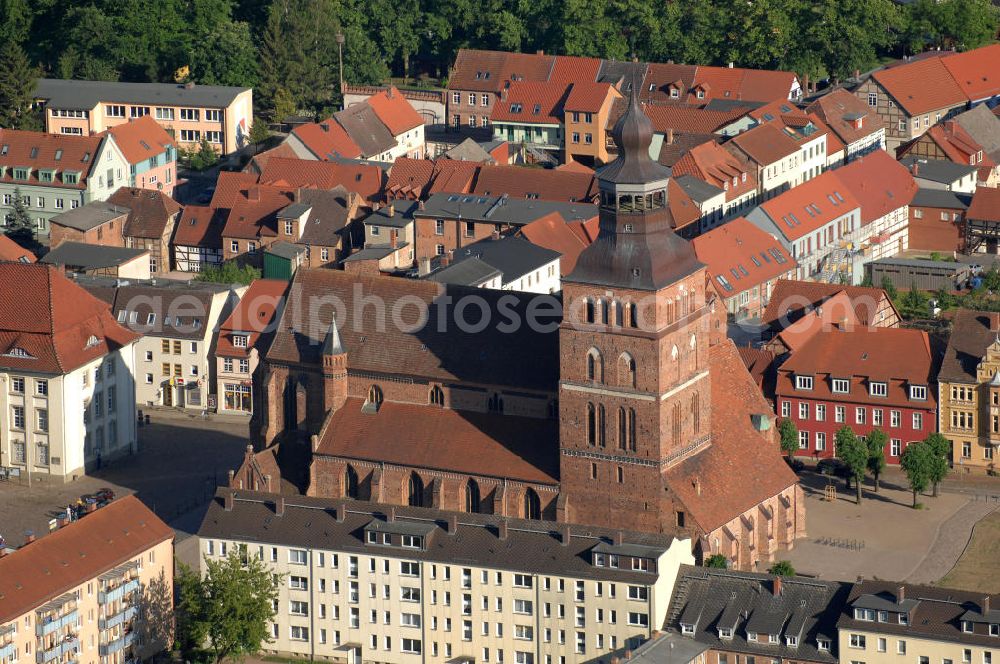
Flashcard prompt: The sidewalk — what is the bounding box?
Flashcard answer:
[906,501,999,584]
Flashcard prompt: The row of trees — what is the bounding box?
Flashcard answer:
[779,419,950,507]
[0,0,997,124]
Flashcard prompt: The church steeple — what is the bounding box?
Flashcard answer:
[322,318,348,413]
[567,89,702,291]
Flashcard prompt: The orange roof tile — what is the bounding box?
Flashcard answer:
[491,81,570,124]
[385,157,435,200]
[172,205,222,248]
[772,291,862,353]
[564,81,616,113]
[672,141,756,202]
[0,129,103,190]
[806,89,885,147]
[0,235,34,263]
[0,496,173,624]
[834,150,917,225]
[258,157,384,203]
[691,217,797,296]
[641,62,697,103]
[103,115,173,165]
[940,44,1000,103]
[365,86,424,135]
[290,118,363,160]
[210,171,260,209]
[548,55,601,85]
[762,279,897,330]
[216,278,288,357]
[448,49,516,93]
[757,169,861,241]
[518,211,599,275]
[728,121,800,166]
[968,186,1000,223]
[641,103,745,134]
[221,183,295,240]
[666,178,702,231]
[0,263,138,374]
[472,164,597,202]
[871,57,967,116]
[427,159,480,195]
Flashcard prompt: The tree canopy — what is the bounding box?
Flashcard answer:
[835,426,868,504]
[866,428,888,493]
[2,0,996,123]
[901,441,933,508]
[777,418,799,460]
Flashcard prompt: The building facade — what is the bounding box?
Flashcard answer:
[37,79,253,155]
[0,496,174,664]
[199,488,694,664]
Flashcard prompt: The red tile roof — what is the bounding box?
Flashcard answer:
[548,55,601,86]
[472,165,597,202]
[728,121,800,166]
[939,44,1000,103]
[518,211,599,275]
[564,81,616,113]
[0,235,34,263]
[641,62,697,103]
[737,345,777,390]
[761,279,898,330]
[776,326,935,409]
[172,205,222,248]
[757,169,861,241]
[0,129,103,190]
[216,278,288,357]
[672,141,756,202]
[967,186,1000,223]
[103,115,173,165]
[221,182,295,240]
[917,121,997,179]
[315,398,559,484]
[210,171,260,209]
[491,81,570,124]
[428,159,479,195]
[0,263,138,374]
[290,118,363,160]
[770,291,863,354]
[258,157,384,203]
[245,141,299,175]
[0,496,173,624]
[806,89,885,147]
[871,57,966,116]
[385,157,435,199]
[642,104,744,134]
[664,340,799,532]
[448,49,520,92]
[107,187,181,239]
[834,150,917,226]
[691,217,797,296]
[365,86,424,135]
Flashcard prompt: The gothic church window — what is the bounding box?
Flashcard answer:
[587,348,603,382]
[465,479,481,513]
[620,353,636,388]
[523,489,541,520]
[430,385,444,406]
[407,473,424,507]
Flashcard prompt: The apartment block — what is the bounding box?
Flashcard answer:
[198,489,695,664]
[0,496,174,664]
[36,79,252,155]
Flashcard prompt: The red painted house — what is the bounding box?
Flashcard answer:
[775,326,936,463]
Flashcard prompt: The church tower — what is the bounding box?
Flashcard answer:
[558,90,713,533]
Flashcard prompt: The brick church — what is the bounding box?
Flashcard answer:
[244,93,805,570]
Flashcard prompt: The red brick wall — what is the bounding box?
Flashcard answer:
[413,217,515,261]
[50,218,126,249]
[908,206,963,252]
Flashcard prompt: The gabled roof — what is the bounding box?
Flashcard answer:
[0,263,138,374]
[694,65,797,104]
[900,156,978,184]
[36,78,248,110]
[216,278,288,357]
[0,129,104,190]
[472,164,597,202]
[103,115,173,165]
[834,151,917,226]
[333,103,397,158]
[0,496,172,624]
[448,49,516,92]
[939,44,1000,103]
[441,138,495,164]
[967,186,1000,224]
[666,178,702,232]
[433,234,560,286]
[48,201,129,233]
[0,234,34,263]
[871,57,966,116]
[258,157,384,203]
[295,187,354,247]
[518,211,598,275]
[172,205,222,248]
[384,157,436,199]
[954,104,1000,162]
[220,182,295,240]
[917,121,994,171]
[753,169,860,241]
[289,119,363,160]
[761,279,897,330]
[364,86,424,135]
[491,81,570,125]
[728,121,800,166]
[106,187,181,240]
[806,89,885,146]
[548,55,602,86]
[672,141,756,202]
[691,217,797,296]
[564,81,616,113]
[428,159,480,195]
[940,308,1000,382]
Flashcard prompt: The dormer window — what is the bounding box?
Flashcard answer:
[594,553,605,567]
[631,557,649,572]
[990,624,999,636]
[818,639,831,651]
[769,634,779,644]
[747,632,758,641]
[366,531,377,543]
[963,621,974,633]
[670,88,679,98]
[910,385,927,401]
[870,382,887,398]
[681,623,695,635]
[855,608,875,621]
[796,375,813,390]
[719,628,733,639]
[511,103,523,114]
[878,610,888,622]
[697,89,706,99]
[232,335,248,348]
[786,636,799,647]
[832,378,850,393]
[899,613,909,625]
[402,535,421,548]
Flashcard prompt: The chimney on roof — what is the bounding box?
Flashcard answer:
[311,434,319,452]
[773,576,783,596]
[418,256,432,277]
[694,477,702,496]
[910,162,919,177]
[985,596,992,614]
[321,122,329,132]
[387,505,396,522]
[447,513,458,534]
[185,81,195,90]
[501,88,508,102]
[224,490,234,512]
[614,529,624,546]
[498,518,509,540]
[667,128,674,145]
[275,496,285,516]
[897,585,906,603]
[560,523,571,546]
[728,62,735,68]
[418,200,425,211]
[854,69,861,80]
[335,502,346,523]
[387,203,395,217]
[537,50,545,56]
[24,531,35,545]
[248,186,261,202]
[390,230,398,249]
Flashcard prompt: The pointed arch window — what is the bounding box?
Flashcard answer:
[407,473,424,507]
[523,488,541,520]
[628,302,638,328]
[586,348,603,382]
[587,402,597,446]
[367,384,383,410]
[430,385,444,406]
[597,404,606,447]
[600,299,610,325]
[465,479,481,513]
[345,465,359,499]
[585,298,595,323]
[628,408,637,451]
[615,300,624,326]
[620,352,636,388]
[488,393,504,413]
[692,392,701,434]
[618,407,628,450]
[672,403,682,441]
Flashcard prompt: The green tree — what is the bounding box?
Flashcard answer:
[768,560,796,576]
[190,20,260,88]
[836,426,868,504]
[6,187,34,247]
[924,432,952,497]
[881,277,898,300]
[195,262,261,285]
[0,40,40,130]
[866,428,888,493]
[777,418,799,460]
[704,553,728,568]
[248,118,271,155]
[176,552,280,664]
[901,441,932,508]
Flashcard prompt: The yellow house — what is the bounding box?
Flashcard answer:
[938,309,1000,473]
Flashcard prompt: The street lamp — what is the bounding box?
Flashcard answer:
[336,31,345,107]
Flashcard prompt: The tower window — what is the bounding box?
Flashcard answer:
[585,298,596,323]
[623,224,633,232]
[429,385,444,406]
[586,348,603,382]
[587,403,597,445]
[620,353,636,388]
[591,462,598,479]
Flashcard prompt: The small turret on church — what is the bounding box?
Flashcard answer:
[322,319,348,413]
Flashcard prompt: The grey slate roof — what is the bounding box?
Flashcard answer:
[277,203,312,220]
[49,201,129,232]
[674,174,725,203]
[628,632,710,664]
[342,244,406,261]
[431,235,559,286]
[868,256,966,271]
[415,193,596,226]
[939,308,1000,383]
[597,60,648,92]
[36,78,249,111]
[265,240,306,260]
[427,256,502,287]
[443,137,494,163]
[295,188,352,248]
[41,242,147,270]
[334,103,396,157]
[954,103,1000,161]
[900,157,978,184]
[363,200,419,229]
[665,565,850,664]
[198,489,675,584]
[910,187,971,209]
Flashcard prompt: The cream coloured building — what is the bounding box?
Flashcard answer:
[0,496,175,664]
[198,489,695,664]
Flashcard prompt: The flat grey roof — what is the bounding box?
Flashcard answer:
[36,78,249,111]
[869,256,965,270]
[427,256,502,287]
[415,192,597,225]
[910,187,970,209]
[265,240,306,260]
[363,200,419,229]
[42,242,147,270]
[900,157,978,184]
[674,174,724,203]
[49,201,130,232]
[343,244,407,261]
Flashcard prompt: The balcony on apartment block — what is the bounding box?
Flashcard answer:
[99,606,138,632]
[98,631,135,657]
[98,561,141,605]
[35,636,79,664]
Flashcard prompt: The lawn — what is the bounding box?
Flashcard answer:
[937,510,1000,593]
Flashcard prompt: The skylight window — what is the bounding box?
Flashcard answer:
[533,104,541,115]
[29,147,38,159]
[54,149,62,161]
